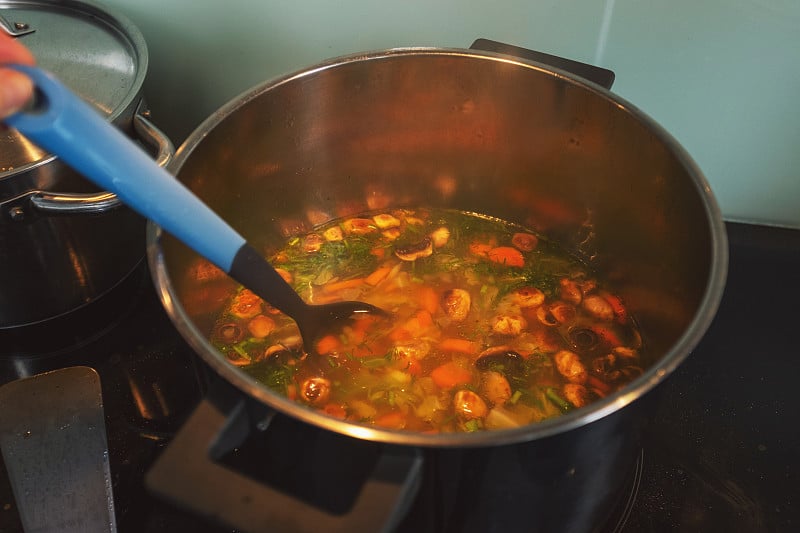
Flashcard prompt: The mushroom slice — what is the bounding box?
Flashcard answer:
[562,383,591,408]
[213,321,245,344]
[300,377,331,405]
[429,226,451,248]
[395,237,433,261]
[382,228,401,241]
[511,232,538,251]
[568,327,600,351]
[559,278,583,305]
[229,289,263,319]
[583,295,615,321]
[257,343,296,364]
[393,340,432,360]
[442,288,471,321]
[323,226,343,242]
[453,389,488,420]
[509,287,545,308]
[247,314,276,338]
[553,350,588,384]
[373,213,401,229]
[342,217,376,235]
[491,314,527,336]
[475,346,525,374]
[303,233,325,253]
[481,371,512,406]
[535,302,575,326]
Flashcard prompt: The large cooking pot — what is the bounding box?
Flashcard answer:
[146,42,727,531]
[0,0,172,331]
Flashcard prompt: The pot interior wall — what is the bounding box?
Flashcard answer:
[163,51,714,376]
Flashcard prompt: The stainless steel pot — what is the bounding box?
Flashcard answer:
[0,0,172,329]
[146,44,727,531]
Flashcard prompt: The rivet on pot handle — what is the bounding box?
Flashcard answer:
[0,13,35,37]
[28,101,174,215]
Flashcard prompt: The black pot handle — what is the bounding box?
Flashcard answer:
[470,38,615,90]
[145,378,423,533]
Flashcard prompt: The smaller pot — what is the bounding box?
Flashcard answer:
[0,0,173,330]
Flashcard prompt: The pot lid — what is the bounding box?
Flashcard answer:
[0,0,148,177]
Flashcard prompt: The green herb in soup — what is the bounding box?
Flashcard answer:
[207,208,644,433]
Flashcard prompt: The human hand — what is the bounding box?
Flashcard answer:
[0,32,35,119]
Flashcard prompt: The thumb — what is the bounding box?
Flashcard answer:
[0,68,34,119]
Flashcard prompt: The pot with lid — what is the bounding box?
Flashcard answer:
[0,0,172,330]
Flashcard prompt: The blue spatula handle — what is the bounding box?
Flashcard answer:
[4,65,246,272]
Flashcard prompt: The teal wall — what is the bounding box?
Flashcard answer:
[101,0,800,228]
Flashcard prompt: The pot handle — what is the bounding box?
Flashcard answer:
[470,38,615,89]
[145,378,423,533]
[29,103,174,215]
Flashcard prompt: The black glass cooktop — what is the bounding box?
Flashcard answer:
[0,221,797,532]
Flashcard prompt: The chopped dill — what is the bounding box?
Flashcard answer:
[242,361,296,395]
[277,236,379,285]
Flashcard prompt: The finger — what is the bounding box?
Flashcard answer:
[0,33,35,65]
[0,68,34,118]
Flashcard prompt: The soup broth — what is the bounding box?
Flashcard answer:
[207,208,644,433]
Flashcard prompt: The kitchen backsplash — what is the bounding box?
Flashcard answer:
[101,0,800,228]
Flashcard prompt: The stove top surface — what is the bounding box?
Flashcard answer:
[1,221,797,532]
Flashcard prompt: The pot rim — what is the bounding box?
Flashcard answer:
[147,47,729,448]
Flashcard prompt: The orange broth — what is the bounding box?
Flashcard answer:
[209,208,644,433]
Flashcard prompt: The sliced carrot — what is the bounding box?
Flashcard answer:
[406,309,433,331]
[316,334,343,355]
[350,313,382,333]
[286,384,297,401]
[487,246,525,268]
[417,286,440,315]
[339,316,390,357]
[469,242,494,257]
[321,403,347,419]
[602,292,628,324]
[593,325,623,348]
[389,310,434,341]
[389,327,412,342]
[274,267,293,284]
[321,277,366,293]
[438,337,480,354]
[189,259,226,282]
[430,362,473,390]
[346,331,384,358]
[370,247,386,259]
[365,266,392,286]
[403,358,423,377]
[587,375,611,396]
[374,411,407,429]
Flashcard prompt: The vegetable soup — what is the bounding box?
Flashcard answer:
[207,208,644,433]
